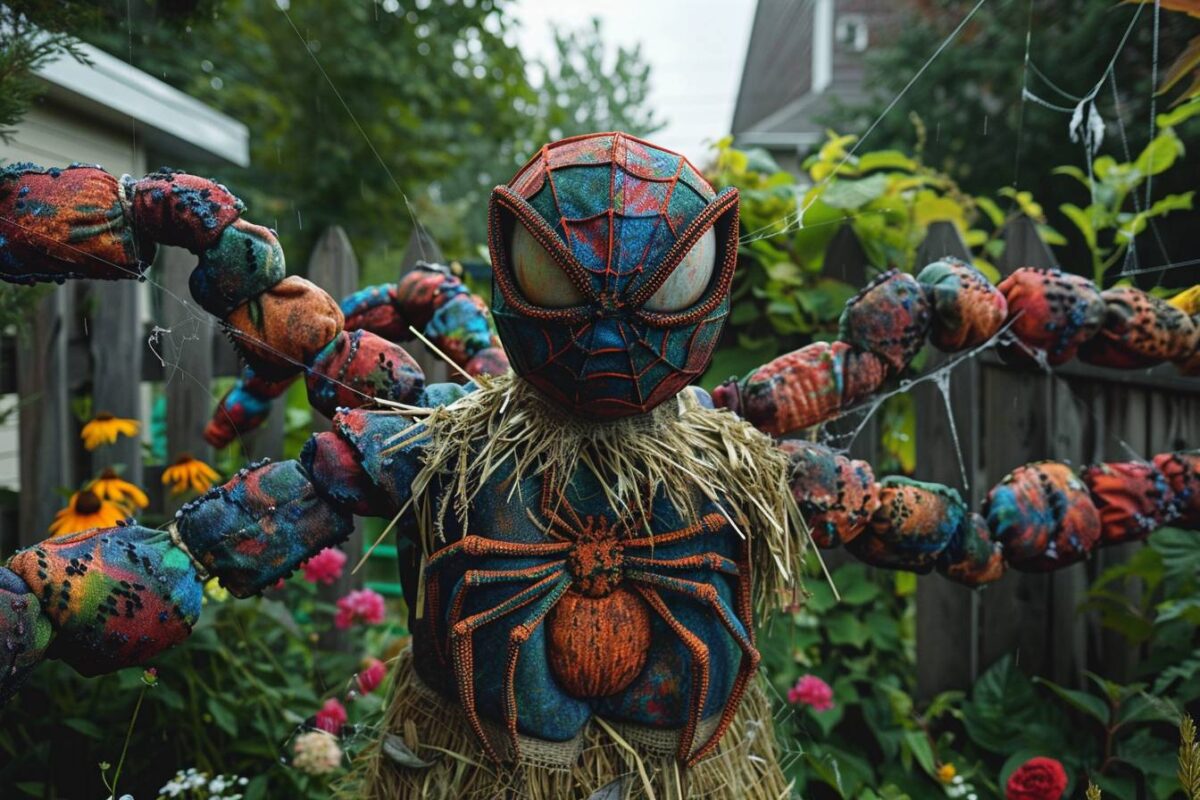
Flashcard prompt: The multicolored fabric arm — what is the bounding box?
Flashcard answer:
[785,443,1199,587]
[713,260,1199,434]
[0,396,449,701]
[0,163,426,433]
[204,265,508,448]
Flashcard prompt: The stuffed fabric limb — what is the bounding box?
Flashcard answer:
[713,259,1199,587]
[204,264,509,448]
[714,261,1199,435]
[0,387,453,702]
[784,441,1200,587]
[0,163,431,434]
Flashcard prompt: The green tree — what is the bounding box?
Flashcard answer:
[523,17,664,148]
[830,0,1199,287]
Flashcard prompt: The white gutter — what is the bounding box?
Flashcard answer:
[35,42,249,167]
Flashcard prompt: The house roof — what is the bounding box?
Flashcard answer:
[736,77,869,150]
[730,0,817,137]
[36,43,249,167]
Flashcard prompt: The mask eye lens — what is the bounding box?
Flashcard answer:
[644,228,716,312]
[510,223,585,308]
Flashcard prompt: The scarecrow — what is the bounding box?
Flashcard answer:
[0,133,1197,799]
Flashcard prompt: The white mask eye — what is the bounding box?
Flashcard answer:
[644,228,716,312]
[511,223,585,308]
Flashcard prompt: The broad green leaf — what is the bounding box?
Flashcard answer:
[999,187,1045,220]
[1037,224,1068,246]
[1060,203,1098,252]
[1116,694,1178,728]
[858,150,918,173]
[822,173,890,210]
[913,195,964,227]
[62,717,105,739]
[1150,527,1200,581]
[1035,677,1111,724]
[1145,191,1194,217]
[901,730,937,776]
[1159,96,1200,128]
[962,655,1046,753]
[826,611,872,649]
[975,195,1006,227]
[1094,155,1119,180]
[1135,131,1184,178]
[207,696,239,737]
[1053,165,1091,187]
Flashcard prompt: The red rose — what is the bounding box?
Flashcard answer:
[1006,756,1068,800]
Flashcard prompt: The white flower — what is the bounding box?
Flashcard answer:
[292,730,343,775]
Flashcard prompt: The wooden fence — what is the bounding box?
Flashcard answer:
[0,215,1195,689]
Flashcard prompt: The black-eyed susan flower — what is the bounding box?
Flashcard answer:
[80,412,140,451]
[162,453,220,495]
[49,489,127,536]
[89,467,149,512]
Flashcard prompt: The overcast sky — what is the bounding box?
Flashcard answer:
[511,0,759,165]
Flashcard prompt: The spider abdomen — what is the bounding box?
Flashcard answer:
[546,587,651,698]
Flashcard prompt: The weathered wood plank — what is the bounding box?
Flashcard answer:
[309,227,364,651]
[1000,214,1058,274]
[913,222,983,698]
[89,281,144,487]
[17,287,75,545]
[156,246,214,515]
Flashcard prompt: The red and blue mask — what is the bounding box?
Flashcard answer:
[488,132,739,419]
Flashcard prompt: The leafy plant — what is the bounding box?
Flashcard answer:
[763,560,973,798]
[1054,124,1194,285]
[0,576,405,799]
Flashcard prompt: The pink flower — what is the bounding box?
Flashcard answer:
[314,697,348,734]
[788,674,834,711]
[302,547,347,585]
[334,588,386,629]
[356,658,387,695]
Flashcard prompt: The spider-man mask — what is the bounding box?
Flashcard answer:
[488,132,739,419]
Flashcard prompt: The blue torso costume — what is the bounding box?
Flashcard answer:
[323,386,749,754]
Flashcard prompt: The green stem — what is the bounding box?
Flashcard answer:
[109,685,146,798]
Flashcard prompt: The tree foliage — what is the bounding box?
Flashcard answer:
[69,2,658,278]
[830,0,1200,286]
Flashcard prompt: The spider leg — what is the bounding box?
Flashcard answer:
[631,585,711,765]
[425,535,573,571]
[623,553,740,577]
[449,571,570,763]
[502,579,573,760]
[621,512,726,551]
[429,561,566,665]
[627,571,760,766]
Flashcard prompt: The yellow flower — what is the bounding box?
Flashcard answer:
[49,489,127,537]
[89,467,149,512]
[80,412,140,451]
[162,453,220,496]
[937,763,957,784]
[204,578,229,603]
[1169,285,1200,316]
